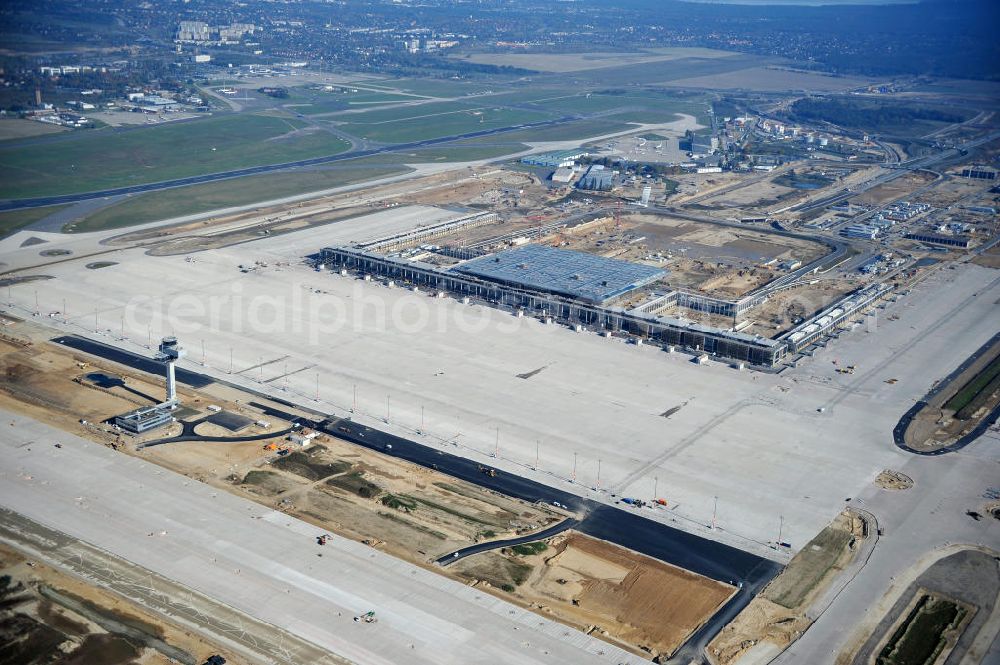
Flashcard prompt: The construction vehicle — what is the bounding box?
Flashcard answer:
[354,611,377,624]
[478,465,497,478]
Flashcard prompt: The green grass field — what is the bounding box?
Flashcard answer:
[0,113,351,199]
[391,142,530,162]
[339,107,552,144]
[282,87,421,115]
[945,354,1000,418]
[65,163,410,234]
[0,204,70,239]
[364,78,503,98]
[500,118,636,142]
[329,99,482,124]
[765,525,853,609]
[877,595,965,665]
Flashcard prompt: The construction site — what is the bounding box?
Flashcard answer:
[0,316,744,662]
[317,200,888,367]
[0,103,998,665]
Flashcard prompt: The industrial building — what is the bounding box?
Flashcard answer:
[961,166,997,180]
[904,231,971,248]
[520,150,588,168]
[841,224,879,240]
[451,245,666,305]
[551,167,575,183]
[578,165,613,191]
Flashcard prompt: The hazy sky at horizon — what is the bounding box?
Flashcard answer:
[680,0,917,5]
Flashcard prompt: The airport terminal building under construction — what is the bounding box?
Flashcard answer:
[319,216,891,369]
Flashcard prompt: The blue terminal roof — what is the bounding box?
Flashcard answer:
[451,244,666,304]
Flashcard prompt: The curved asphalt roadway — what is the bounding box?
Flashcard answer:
[893,331,1000,456]
[0,114,583,212]
[138,424,297,449]
[53,333,782,660]
[435,518,580,566]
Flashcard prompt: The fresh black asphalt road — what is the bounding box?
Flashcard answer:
[435,518,580,566]
[0,114,581,211]
[51,333,783,658]
[893,331,1000,456]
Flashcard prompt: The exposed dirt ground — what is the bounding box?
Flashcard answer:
[708,511,866,665]
[850,171,937,207]
[875,470,914,491]
[0,318,739,660]
[919,172,996,208]
[0,543,237,665]
[453,532,735,661]
[744,278,859,336]
[528,213,826,300]
[972,244,1000,270]
[108,168,548,257]
[903,337,1000,451]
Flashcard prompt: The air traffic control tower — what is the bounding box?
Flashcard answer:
[155,336,185,406]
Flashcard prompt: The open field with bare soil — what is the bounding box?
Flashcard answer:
[453,532,734,660]
[0,542,236,665]
[541,212,827,300]
[100,167,545,256]
[709,511,867,665]
[850,171,937,207]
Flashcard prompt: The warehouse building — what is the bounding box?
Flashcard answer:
[578,164,614,191]
[904,231,971,248]
[520,150,588,168]
[961,166,996,180]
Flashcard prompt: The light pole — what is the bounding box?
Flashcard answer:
[712,496,718,530]
[572,452,577,481]
[535,440,540,469]
[596,459,601,489]
[777,515,784,547]
[385,394,390,422]
[654,476,658,500]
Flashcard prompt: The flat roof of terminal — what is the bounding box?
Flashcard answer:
[451,244,666,304]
